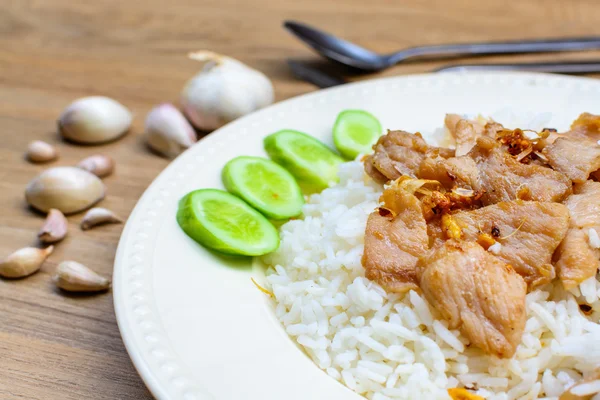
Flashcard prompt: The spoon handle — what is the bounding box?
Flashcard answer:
[435,60,600,74]
[393,37,600,63]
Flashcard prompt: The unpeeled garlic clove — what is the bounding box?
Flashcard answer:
[25,166,105,214]
[77,154,115,178]
[80,207,122,230]
[58,96,132,144]
[38,208,68,244]
[53,261,110,292]
[144,103,197,158]
[26,140,59,163]
[0,246,54,278]
[181,51,274,131]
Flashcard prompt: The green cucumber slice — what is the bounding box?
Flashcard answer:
[333,109,382,159]
[176,189,279,256]
[222,156,304,220]
[264,129,343,192]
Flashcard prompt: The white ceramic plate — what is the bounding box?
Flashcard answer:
[114,72,600,400]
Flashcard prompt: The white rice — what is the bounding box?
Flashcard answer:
[588,228,600,249]
[263,153,600,399]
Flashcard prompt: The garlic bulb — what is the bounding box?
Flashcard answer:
[53,261,110,292]
[77,154,115,178]
[0,246,54,278]
[181,51,274,131]
[144,103,197,158]
[25,167,105,214]
[26,140,59,163]
[38,208,68,244]
[80,207,122,230]
[58,96,132,144]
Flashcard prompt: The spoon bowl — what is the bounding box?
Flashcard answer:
[284,21,390,71]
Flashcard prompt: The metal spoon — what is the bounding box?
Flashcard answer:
[284,20,600,72]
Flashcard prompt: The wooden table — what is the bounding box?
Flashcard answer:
[1,0,599,398]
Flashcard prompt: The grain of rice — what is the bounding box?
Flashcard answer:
[356,333,387,354]
[480,376,509,388]
[530,302,562,340]
[409,291,434,327]
[488,241,502,254]
[433,321,465,352]
[341,369,357,390]
[370,319,418,341]
[298,335,321,349]
[571,379,600,396]
[330,312,349,327]
[359,360,394,376]
[448,362,469,375]
[356,365,387,383]
[327,367,341,380]
[589,228,600,249]
[581,276,598,304]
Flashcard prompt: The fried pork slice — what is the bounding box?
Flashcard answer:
[364,130,454,183]
[418,241,527,358]
[362,183,428,293]
[469,137,572,204]
[543,137,600,183]
[555,181,600,289]
[452,201,570,288]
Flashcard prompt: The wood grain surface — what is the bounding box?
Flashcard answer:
[1,0,599,398]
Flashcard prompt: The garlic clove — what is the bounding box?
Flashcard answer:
[53,261,110,292]
[181,51,274,131]
[58,96,132,144]
[26,140,59,163]
[80,207,122,230]
[77,154,115,178]
[144,103,197,158]
[0,246,54,278]
[38,208,68,244]
[25,166,105,214]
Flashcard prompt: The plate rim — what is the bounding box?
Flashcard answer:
[113,71,600,399]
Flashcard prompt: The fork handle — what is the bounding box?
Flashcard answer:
[394,37,600,62]
[435,60,600,74]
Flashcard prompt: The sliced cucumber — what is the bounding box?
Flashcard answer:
[264,129,343,192]
[333,109,382,159]
[176,189,279,256]
[222,156,304,220]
